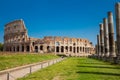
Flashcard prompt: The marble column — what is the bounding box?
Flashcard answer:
[75,44,77,54]
[96,45,98,56]
[100,23,104,57]
[29,45,31,52]
[108,12,116,57]
[38,46,40,52]
[97,35,101,57]
[24,44,26,52]
[115,2,120,63]
[19,44,22,52]
[43,45,47,53]
[68,46,70,54]
[59,46,61,54]
[103,18,109,57]
[54,41,56,54]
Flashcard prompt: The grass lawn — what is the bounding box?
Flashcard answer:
[18,57,120,80]
[0,53,59,71]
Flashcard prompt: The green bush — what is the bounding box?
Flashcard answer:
[56,53,67,57]
[0,43,3,51]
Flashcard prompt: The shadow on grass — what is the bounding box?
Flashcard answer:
[77,65,120,69]
[79,62,108,65]
[76,71,120,76]
[72,58,87,60]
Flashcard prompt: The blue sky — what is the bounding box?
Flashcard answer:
[0,0,119,45]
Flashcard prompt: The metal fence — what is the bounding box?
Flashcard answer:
[0,58,65,80]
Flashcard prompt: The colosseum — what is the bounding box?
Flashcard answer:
[3,19,95,56]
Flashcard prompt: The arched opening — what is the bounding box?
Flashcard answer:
[47,46,50,52]
[40,45,43,50]
[83,47,84,52]
[6,46,9,51]
[73,43,76,46]
[61,46,64,53]
[35,46,38,52]
[70,46,72,52]
[26,46,29,52]
[7,47,9,51]
[10,47,11,51]
[17,46,19,52]
[22,45,24,52]
[73,47,75,53]
[32,42,35,46]
[77,47,79,53]
[56,46,59,52]
[14,46,15,52]
[6,47,8,51]
[65,46,68,52]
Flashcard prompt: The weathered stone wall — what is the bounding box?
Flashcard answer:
[4,19,95,56]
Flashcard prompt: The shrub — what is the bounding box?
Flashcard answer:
[0,43,3,51]
[56,53,67,57]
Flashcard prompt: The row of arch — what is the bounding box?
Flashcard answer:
[55,46,92,54]
[34,45,50,52]
[5,45,92,54]
[5,45,30,52]
[5,45,50,53]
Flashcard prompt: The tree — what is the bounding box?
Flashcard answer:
[0,43,3,51]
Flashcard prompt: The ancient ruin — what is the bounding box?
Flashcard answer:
[103,18,109,57]
[97,34,101,57]
[94,2,120,64]
[115,2,120,63]
[3,19,95,56]
[108,12,116,58]
[99,23,104,57]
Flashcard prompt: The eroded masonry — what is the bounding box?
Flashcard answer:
[94,2,120,64]
[3,20,95,56]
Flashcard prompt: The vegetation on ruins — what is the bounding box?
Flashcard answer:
[0,53,59,71]
[0,43,3,51]
[18,58,120,80]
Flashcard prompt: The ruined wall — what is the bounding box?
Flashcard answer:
[3,19,95,56]
[4,19,29,52]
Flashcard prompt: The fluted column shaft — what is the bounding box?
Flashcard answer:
[103,18,109,57]
[100,23,104,57]
[97,35,101,57]
[116,3,120,57]
[108,12,116,57]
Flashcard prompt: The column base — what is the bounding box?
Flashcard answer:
[115,56,120,64]
[107,56,117,64]
[98,56,103,60]
[101,56,108,61]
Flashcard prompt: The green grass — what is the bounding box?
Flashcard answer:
[0,53,59,71]
[18,57,120,80]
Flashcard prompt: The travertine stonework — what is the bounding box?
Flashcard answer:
[4,19,95,56]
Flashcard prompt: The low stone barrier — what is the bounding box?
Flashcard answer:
[0,58,65,80]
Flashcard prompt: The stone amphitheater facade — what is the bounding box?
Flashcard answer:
[4,19,95,56]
